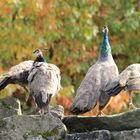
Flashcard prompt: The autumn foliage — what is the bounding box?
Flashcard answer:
[0,0,140,115]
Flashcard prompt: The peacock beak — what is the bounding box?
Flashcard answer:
[32,49,40,56]
[102,26,108,33]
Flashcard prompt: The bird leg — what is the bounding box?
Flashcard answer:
[22,85,29,102]
[47,105,50,130]
[96,110,104,117]
[22,85,28,92]
[26,95,36,108]
[128,91,137,110]
[38,107,45,115]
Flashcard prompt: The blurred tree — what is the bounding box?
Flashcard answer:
[0,0,140,115]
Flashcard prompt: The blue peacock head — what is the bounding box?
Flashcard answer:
[33,48,48,63]
[100,26,111,57]
[102,26,108,34]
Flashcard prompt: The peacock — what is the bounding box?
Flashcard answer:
[70,26,119,116]
[28,49,61,114]
[105,63,140,109]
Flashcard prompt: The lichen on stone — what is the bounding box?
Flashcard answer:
[0,119,6,128]
[23,127,59,139]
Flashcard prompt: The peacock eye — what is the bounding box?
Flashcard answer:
[33,49,39,54]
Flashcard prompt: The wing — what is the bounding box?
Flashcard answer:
[70,63,102,114]
[48,64,61,92]
[105,65,133,97]
[0,60,33,90]
[9,60,33,83]
[0,77,12,90]
[125,64,140,91]
[98,64,119,108]
[27,66,38,83]
[126,77,140,91]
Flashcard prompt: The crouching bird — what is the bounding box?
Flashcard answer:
[105,64,140,110]
[70,26,119,116]
[28,49,61,114]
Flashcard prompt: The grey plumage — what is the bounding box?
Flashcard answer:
[0,49,47,91]
[0,60,33,91]
[70,26,119,115]
[105,64,140,96]
[104,63,140,110]
[28,62,61,113]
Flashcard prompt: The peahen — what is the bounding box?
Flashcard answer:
[70,26,119,116]
[28,49,61,114]
[105,63,140,109]
[0,49,47,107]
[0,49,46,92]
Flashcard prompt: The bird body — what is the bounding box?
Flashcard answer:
[105,63,140,110]
[28,63,61,96]
[106,64,140,96]
[121,64,140,91]
[28,50,61,114]
[0,48,50,110]
[0,49,49,108]
[70,26,119,115]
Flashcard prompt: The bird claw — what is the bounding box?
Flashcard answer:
[38,108,45,115]
[129,103,137,110]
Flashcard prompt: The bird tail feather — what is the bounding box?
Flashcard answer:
[0,76,12,90]
[106,83,125,97]
[70,93,97,115]
[34,93,52,109]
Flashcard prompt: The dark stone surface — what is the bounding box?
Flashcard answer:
[0,97,22,119]
[65,128,140,140]
[63,109,140,133]
[1,97,140,140]
[0,109,66,140]
[112,129,140,140]
[66,130,111,140]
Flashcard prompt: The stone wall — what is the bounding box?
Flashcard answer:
[0,97,140,140]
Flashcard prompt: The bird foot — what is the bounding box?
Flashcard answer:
[96,111,105,117]
[129,103,137,110]
[38,108,45,115]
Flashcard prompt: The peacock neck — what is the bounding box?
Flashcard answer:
[33,55,46,64]
[98,32,112,61]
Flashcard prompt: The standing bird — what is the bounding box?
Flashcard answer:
[0,60,33,92]
[105,64,140,109]
[28,49,61,114]
[70,26,119,116]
